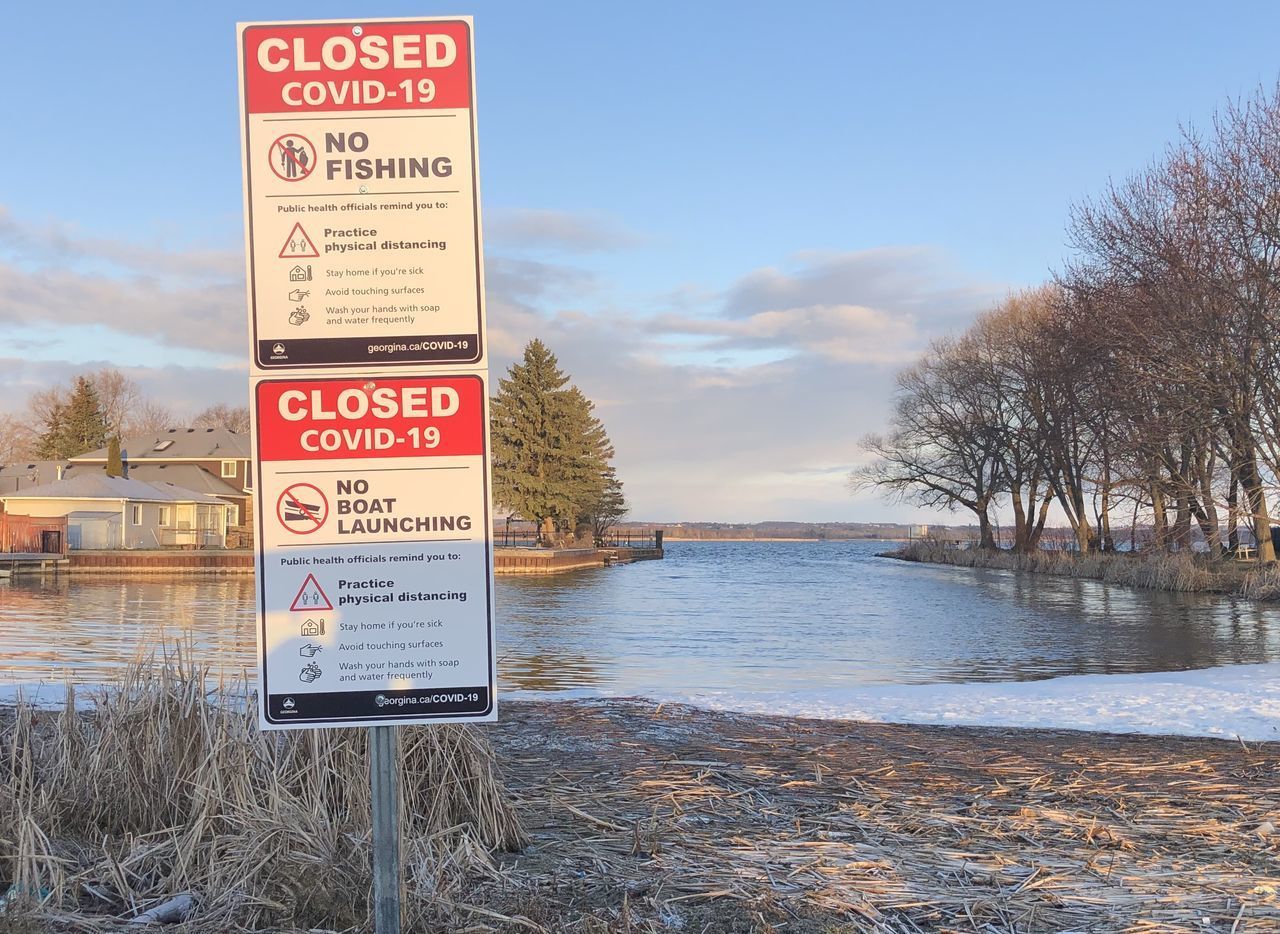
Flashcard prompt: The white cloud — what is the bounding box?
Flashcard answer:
[480,246,1008,521]
[485,208,644,253]
[0,203,1008,521]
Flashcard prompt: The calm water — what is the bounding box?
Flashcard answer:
[2,541,1278,694]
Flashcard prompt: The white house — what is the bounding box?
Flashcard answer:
[0,474,233,550]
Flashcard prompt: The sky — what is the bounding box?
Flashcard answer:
[3,1,1280,523]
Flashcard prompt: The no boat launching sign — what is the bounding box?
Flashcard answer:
[252,375,496,727]
[238,17,485,372]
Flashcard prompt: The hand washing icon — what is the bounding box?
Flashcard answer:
[300,661,322,683]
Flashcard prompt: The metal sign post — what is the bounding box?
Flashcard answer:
[369,725,401,933]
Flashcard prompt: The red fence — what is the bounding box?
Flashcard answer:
[0,514,68,554]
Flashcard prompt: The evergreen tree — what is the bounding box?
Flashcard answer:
[106,436,124,477]
[583,465,629,542]
[32,404,66,459]
[34,376,109,460]
[491,340,619,536]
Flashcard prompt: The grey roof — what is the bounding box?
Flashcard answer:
[112,464,247,498]
[0,473,229,505]
[72,428,250,462]
[0,461,66,494]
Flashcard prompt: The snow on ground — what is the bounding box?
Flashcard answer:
[514,663,1280,742]
[6,664,1279,742]
[664,663,1280,742]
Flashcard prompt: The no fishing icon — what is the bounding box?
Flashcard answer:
[269,134,316,181]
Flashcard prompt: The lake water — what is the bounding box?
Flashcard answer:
[2,540,1279,695]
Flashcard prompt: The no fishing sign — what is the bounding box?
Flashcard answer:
[251,374,497,728]
[237,16,486,373]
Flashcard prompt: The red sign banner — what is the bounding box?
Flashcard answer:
[255,375,486,461]
[241,21,473,114]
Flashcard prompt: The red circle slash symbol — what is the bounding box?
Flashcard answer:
[269,134,317,182]
[277,483,328,534]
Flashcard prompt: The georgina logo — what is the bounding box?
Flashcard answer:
[375,693,419,708]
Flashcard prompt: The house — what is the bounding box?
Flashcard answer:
[0,473,233,550]
[69,428,254,546]
[0,461,69,495]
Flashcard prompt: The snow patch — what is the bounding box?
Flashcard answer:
[511,663,1280,742]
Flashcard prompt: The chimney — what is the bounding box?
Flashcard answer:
[56,464,66,481]
[122,451,129,479]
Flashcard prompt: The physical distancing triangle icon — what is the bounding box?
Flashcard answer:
[278,222,320,258]
[290,573,332,611]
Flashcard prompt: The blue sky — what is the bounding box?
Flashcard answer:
[3,2,1279,521]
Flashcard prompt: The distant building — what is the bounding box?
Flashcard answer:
[0,473,233,550]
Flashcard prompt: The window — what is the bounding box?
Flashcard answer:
[221,460,237,479]
[153,439,174,452]
[228,505,240,526]
[244,468,253,491]
[130,505,142,525]
[159,506,172,526]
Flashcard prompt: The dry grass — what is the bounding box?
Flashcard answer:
[1241,563,1280,601]
[0,659,524,932]
[891,541,1238,595]
[5,675,1280,931]
[480,699,1280,932]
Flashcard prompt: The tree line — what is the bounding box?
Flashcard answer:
[0,368,250,463]
[857,85,1280,562]
[2,345,629,544]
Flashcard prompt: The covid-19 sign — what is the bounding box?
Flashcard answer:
[238,18,486,372]
[251,373,496,728]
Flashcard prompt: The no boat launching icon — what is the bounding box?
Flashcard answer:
[277,482,328,533]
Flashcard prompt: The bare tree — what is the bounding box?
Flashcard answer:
[192,404,251,433]
[0,413,36,462]
[854,338,1004,549]
[129,400,176,437]
[91,368,144,437]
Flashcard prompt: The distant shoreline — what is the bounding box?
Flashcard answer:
[662,536,910,543]
[884,540,1280,601]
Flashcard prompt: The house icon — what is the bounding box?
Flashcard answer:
[289,265,312,282]
[301,618,324,636]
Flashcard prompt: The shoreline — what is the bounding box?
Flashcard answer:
[885,539,1280,600]
[1,545,663,578]
[4,695,1277,931]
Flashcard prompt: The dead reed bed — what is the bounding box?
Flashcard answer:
[5,679,1280,931]
[478,699,1280,932]
[0,661,524,932]
[890,541,1240,595]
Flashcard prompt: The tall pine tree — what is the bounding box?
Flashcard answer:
[491,340,619,536]
[34,376,110,460]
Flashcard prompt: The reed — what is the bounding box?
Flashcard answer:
[0,658,524,931]
[889,541,1245,595]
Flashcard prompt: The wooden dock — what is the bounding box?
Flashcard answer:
[0,553,71,577]
[1,545,663,577]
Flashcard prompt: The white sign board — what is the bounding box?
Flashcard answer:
[251,374,496,728]
[238,17,485,372]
